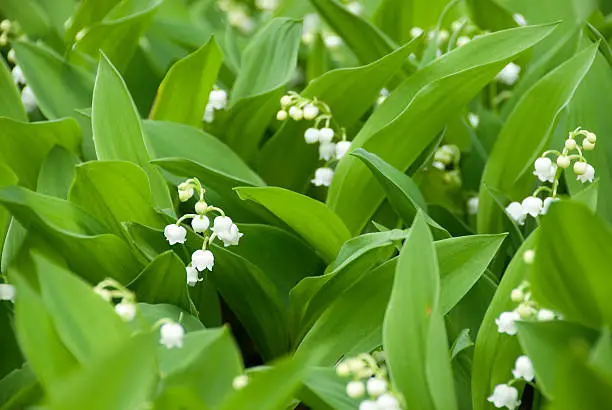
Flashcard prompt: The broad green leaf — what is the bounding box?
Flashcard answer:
[0,166,18,254]
[383,212,456,410]
[149,36,223,127]
[12,274,78,391]
[235,187,351,263]
[258,38,420,191]
[465,0,516,31]
[299,367,359,410]
[35,254,131,365]
[0,186,142,283]
[156,328,242,408]
[68,161,166,238]
[230,18,301,101]
[0,58,26,121]
[478,44,598,234]
[328,24,557,234]
[48,333,157,410]
[73,0,163,72]
[532,201,612,328]
[222,18,301,162]
[471,231,537,410]
[145,120,265,187]
[37,147,80,199]
[310,0,398,65]
[450,329,474,360]
[306,33,328,83]
[516,321,599,398]
[64,0,122,42]
[0,118,80,189]
[92,54,173,212]
[132,251,192,313]
[352,148,450,238]
[0,364,42,410]
[219,357,305,410]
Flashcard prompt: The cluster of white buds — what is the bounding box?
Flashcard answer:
[218,0,256,34]
[93,278,138,322]
[336,353,403,410]
[495,278,559,337]
[5,49,37,113]
[0,282,15,303]
[488,355,534,409]
[432,144,462,186]
[277,93,351,187]
[163,178,243,286]
[301,13,343,49]
[505,128,596,226]
[0,19,20,47]
[203,87,228,123]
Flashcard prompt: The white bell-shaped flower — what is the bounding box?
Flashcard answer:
[467,197,479,215]
[312,167,334,187]
[178,186,194,202]
[191,215,210,233]
[218,224,243,247]
[359,400,378,410]
[346,380,365,398]
[114,300,136,322]
[487,384,521,409]
[160,322,185,349]
[164,224,187,245]
[541,197,559,215]
[319,142,336,161]
[208,89,227,110]
[366,378,387,397]
[289,106,303,121]
[304,128,320,144]
[335,141,351,159]
[495,311,521,335]
[513,13,527,26]
[318,127,335,143]
[303,104,319,120]
[512,355,535,381]
[203,105,215,123]
[186,266,199,287]
[11,65,25,85]
[521,196,543,217]
[213,216,232,234]
[336,362,350,377]
[21,86,37,112]
[192,250,214,271]
[496,63,521,86]
[376,393,400,410]
[537,309,555,321]
[280,95,292,107]
[324,35,342,49]
[0,283,15,302]
[505,202,527,225]
[576,164,595,183]
[276,110,287,121]
[346,1,364,15]
[533,157,557,183]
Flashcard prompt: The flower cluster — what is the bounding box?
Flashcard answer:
[203,87,228,123]
[277,93,351,187]
[94,278,186,349]
[302,2,361,48]
[218,0,256,34]
[505,128,597,226]
[336,353,403,410]
[0,19,20,47]
[487,355,535,409]
[5,47,37,113]
[163,178,243,286]
[0,282,15,303]
[432,144,462,187]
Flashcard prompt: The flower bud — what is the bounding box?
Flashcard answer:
[564,138,577,150]
[319,127,335,143]
[516,303,535,319]
[586,131,597,143]
[522,249,535,265]
[537,309,555,321]
[366,378,388,397]
[303,104,319,120]
[556,155,570,168]
[289,106,303,121]
[7,49,16,64]
[510,288,524,303]
[195,201,208,215]
[304,128,320,144]
[346,380,365,398]
[583,140,595,151]
[0,20,12,32]
[276,110,287,121]
[573,161,587,175]
[178,187,194,202]
[280,95,292,107]
[336,362,350,377]
[232,375,249,390]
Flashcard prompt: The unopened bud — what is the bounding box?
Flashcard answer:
[556,155,570,169]
[195,201,208,215]
[564,139,576,150]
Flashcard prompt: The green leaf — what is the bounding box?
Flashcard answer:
[0,58,26,121]
[478,44,598,234]
[35,253,131,365]
[73,0,163,72]
[92,54,173,212]
[145,120,265,187]
[48,333,157,410]
[450,329,474,360]
[0,364,42,410]
[230,18,301,101]
[310,0,399,65]
[0,166,18,254]
[299,367,359,410]
[235,187,351,263]
[37,147,80,199]
[327,24,557,234]
[64,0,122,42]
[516,321,599,398]
[132,251,192,313]
[532,201,612,328]
[383,212,457,410]
[0,118,81,189]
[258,38,420,191]
[12,274,78,391]
[590,328,612,377]
[138,303,203,333]
[68,161,167,238]
[156,327,242,408]
[149,36,223,127]
[219,357,306,410]
[464,0,516,31]
[352,148,450,238]
[471,231,538,410]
